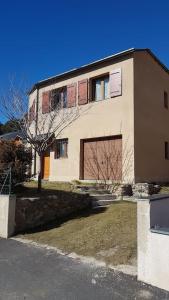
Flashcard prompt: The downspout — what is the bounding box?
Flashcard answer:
[34,86,39,175]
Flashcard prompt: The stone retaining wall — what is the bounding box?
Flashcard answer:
[15,191,91,233]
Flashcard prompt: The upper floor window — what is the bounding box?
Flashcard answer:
[51,87,67,111]
[92,75,109,101]
[164,91,168,109]
[41,68,122,114]
[54,139,68,159]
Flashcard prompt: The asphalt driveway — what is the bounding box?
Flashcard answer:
[0,238,168,300]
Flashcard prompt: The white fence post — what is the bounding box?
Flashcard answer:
[0,195,16,238]
[137,198,150,283]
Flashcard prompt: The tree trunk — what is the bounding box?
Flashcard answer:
[38,154,43,192]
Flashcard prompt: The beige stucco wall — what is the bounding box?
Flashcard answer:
[134,51,169,182]
[30,57,135,182]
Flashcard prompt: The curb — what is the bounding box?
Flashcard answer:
[11,237,137,277]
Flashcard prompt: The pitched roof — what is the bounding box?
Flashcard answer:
[29,48,169,95]
[0,130,25,141]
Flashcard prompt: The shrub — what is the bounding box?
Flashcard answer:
[0,140,32,186]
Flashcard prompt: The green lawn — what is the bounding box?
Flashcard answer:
[20,201,137,267]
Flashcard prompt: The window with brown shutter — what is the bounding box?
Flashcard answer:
[29,100,35,124]
[110,68,122,97]
[91,75,109,101]
[67,83,77,107]
[51,87,67,111]
[42,91,50,114]
[78,79,88,105]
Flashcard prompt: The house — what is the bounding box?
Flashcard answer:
[28,48,169,183]
[0,130,25,146]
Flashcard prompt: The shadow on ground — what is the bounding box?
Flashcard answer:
[14,183,114,235]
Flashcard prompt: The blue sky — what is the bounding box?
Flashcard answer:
[0,0,169,123]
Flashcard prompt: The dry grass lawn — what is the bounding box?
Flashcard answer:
[23,180,73,192]
[159,185,169,194]
[20,201,137,266]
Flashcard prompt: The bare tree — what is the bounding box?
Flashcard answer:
[0,81,90,191]
[84,137,133,191]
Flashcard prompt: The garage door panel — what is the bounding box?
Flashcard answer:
[83,136,122,181]
[84,141,99,179]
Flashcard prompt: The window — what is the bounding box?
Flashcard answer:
[62,88,67,108]
[165,141,169,160]
[92,75,109,101]
[54,139,68,159]
[164,91,168,109]
[51,87,67,110]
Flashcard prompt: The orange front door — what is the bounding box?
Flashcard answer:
[43,154,50,179]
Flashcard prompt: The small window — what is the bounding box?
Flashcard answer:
[92,75,109,101]
[54,139,68,159]
[165,141,169,160]
[164,91,168,109]
[51,87,67,110]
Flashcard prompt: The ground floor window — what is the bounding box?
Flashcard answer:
[54,139,68,159]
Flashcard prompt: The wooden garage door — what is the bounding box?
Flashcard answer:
[83,136,122,181]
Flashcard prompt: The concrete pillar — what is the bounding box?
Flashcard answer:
[137,196,169,291]
[0,195,16,238]
[137,198,150,283]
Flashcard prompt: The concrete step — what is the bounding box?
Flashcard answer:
[77,188,111,195]
[92,199,119,207]
[89,190,111,195]
[76,185,108,192]
[90,194,116,200]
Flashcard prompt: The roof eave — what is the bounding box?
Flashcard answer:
[28,48,169,95]
[28,48,136,95]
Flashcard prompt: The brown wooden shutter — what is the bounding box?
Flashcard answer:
[42,91,50,113]
[110,68,122,97]
[78,79,88,105]
[28,101,34,124]
[67,83,77,107]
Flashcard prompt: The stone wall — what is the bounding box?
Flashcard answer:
[114,184,133,197]
[133,183,160,198]
[15,191,91,233]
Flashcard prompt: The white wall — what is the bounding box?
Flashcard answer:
[138,196,169,291]
[0,195,16,238]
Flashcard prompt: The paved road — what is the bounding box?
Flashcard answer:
[0,239,169,300]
